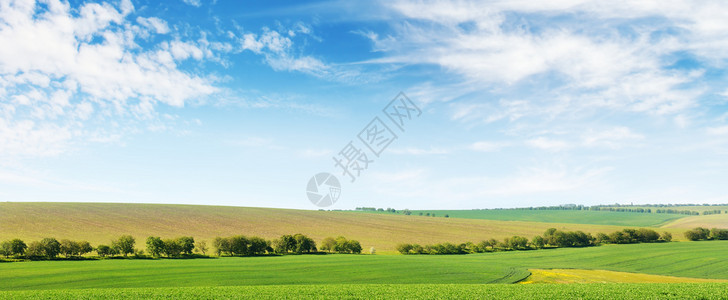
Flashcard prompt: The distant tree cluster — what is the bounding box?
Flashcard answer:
[319,236,362,254]
[272,234,317,254]
[396,228,673,255]
[146,236,196,257]
[2,233,364,262]
[684,227,728,241]
[355,207,398,213]
[211,235,271,256]
[355,203,728,217]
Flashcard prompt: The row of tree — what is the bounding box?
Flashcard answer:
[319,236,362,254]
[396,228,673,255]
[684,227,728,241]
[0,238,94,258]
[364,204,728,216]
[1,234,363,260]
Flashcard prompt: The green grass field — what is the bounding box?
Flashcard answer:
[404,209,685,226]
[3,202,728,298]
[2,241,728,291]
[2,202,693,253]
[3,283,728,299]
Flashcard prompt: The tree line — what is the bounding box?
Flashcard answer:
[396,228,673,255]
[357,204,728,217]
[684,227,728,241]
[0,234,362,260]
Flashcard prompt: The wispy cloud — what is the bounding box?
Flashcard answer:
[359,0,728,126]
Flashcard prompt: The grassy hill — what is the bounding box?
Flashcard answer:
[0,202,692,253]
[404,209,685,226]
[662,214,728,229]
[2,241,728,290]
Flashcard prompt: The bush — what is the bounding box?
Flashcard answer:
[331,237,361,254]
[660,232,673,242]
[710,228,728,240]
[684,227,710,241]
[96,245,113,257]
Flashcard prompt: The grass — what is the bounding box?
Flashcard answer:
[662,214,728,229]
[407,209,686,226]
[521,269,728,284]
[3,283,728,299]
[2,241,728,291]
[1,202,690,253]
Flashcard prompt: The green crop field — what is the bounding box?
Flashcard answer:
[1,202,692,253]
[403,209,686,226]
[3,202,728,298]
[2,241,728,291]
[2,283,728,300]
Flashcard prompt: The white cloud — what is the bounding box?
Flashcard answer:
[136,17,169,34]
[582,127,644,149]
[299,148,333,158]
[181,0,202,7]
[469,141,508,152]
[0,0,219,157]
[388,147,449,155]
[526,137,571,151]
[361,0,728,126]
[707,126,728,136]
[235,26,377,83]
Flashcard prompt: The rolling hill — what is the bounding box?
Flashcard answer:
[0,202,695,252]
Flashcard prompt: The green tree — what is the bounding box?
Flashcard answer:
[531,235,545,249]
[334,236,349,253]
[346,240,362,254]
[397,243,412,254]
[320,237,336,252]
[59,239,79,257]
[26,241,44,258]
[710,228,728,240]
[195,240,208,255]
[163,239,183,257]
[146,237,165,257]
[229,235,249,256]
[212,237,230,256]
[637,228,660,243]
[660,232,673,242]
[293,234,316,254]
[1,239,27,257]
[248,236,269,255]
[595,232,610,244]
[684,227,710,241]
[77,241,93,256]
[96,245,112,257]
[274,235,295,254]
[115,235,136,257]
[40,238,61,258]
[508,236,529,250]
[178,237,195,255]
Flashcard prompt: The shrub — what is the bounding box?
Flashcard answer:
[684,227,710,241]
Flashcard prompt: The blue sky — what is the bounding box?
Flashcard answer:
[1,0,728,209]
